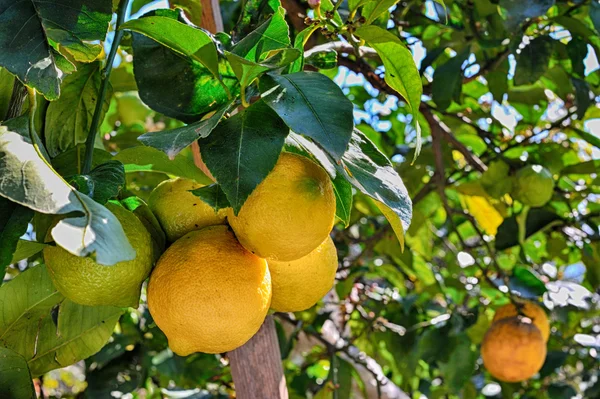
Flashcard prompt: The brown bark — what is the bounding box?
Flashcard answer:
[229,316,289,399]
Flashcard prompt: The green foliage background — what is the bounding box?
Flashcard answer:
[0,0,599,398]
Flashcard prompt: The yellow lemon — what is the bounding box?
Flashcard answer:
[269,236,338,312]
[148,177,227,242]
[43,202,153,308]
[228,152,336,261]
[493,301,550,342]
[147,225,271,355]
[481,317,547,382]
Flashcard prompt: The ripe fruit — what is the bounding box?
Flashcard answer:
[512,165,554,207]
[148,177,227,242]
[44,202,153,308]
[493,301,550,342]
[147,225,271,355]
[481,317,547,382]
[269,236,338,312]
[228,152,336,261]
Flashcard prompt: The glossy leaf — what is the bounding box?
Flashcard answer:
[500,0,554,30]
[198,100,289,214]
[0,0,112,99]
[0,198,33,281]
[9,239,46,265]
[232,0,281,41]
[45,62,111,157]
[114,146,212,185]
[432,47,470,110]
[0,127,135,265]
[510,266,547,296]
[231,7,290,62]
[190,184,231,211]
[260,72,354,160]
[495,209,561,250]
[70,160,126,204]
[363,0,400,24]
[226,48,300,90]
[138,101,233,158]
[337,130,412,246]
[131,9,238,123]
[332,175,353,227]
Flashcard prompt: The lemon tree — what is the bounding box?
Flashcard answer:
[0,0,599,398]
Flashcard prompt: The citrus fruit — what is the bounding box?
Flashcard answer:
[148,177,227,242]
[493,301,550,342]
[228,152,336,261]
[512,165,554,207]
[481,317,547,382]
[147,225,271,355]
[43,202,154,308]
[269,236,338,312]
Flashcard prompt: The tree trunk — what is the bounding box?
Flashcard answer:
[195,1,288,397]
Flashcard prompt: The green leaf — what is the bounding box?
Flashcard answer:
[0,0,112,99]
[500,0,554,31]
[28,299,123,377]
[548,383,577,399]
[0,265,64,359]
[70,160,126,204]
[289,26,320,74]
[260,72,354,160]
[190,183,231,211]
[566,37,588,77]
[439,334,477,393]
[231,7,290,62]
[0,347,35,399]
[510,266,547,297]
[432,47,471,110]
[0,198,33,281]
[232,0,281,42]
[0,127,135,265]
[514,37,553,86]
[592,1,600,35]
[320,0,344,26]
[332,175,353,227]
[572,78,592,119]
[198,100,289,214]
[495,209,561,250]
[9,239,46,265]
[487,58,510,102]
[568,126,600,150]
[363,0,400,24]
[120,196,165,261]
[305,49,338,70]
[51,144,113,177]
[0,67,14,121]
[114,146,212,184]
[138,101,233,158]
[131,10,238,123]
[121,15,220,80]
[355,26,422,117]
[226,48,301,91]
[337,130,412,246]
[44,62,110,158]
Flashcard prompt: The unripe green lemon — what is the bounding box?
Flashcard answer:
[43,202,154,308]
[512,165,554,207]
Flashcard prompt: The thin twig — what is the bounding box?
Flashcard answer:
[82,0,130,174]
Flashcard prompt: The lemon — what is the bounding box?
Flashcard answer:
[228,152,336,261]
[512,165,554,207]
[493,301,550,342]
[147,225,271,355]
[269,236,338,312]
[148,177,227,242]
[43,202,154,308]
[481,317,547,382]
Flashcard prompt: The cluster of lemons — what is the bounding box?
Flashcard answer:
[44,152,338,355]
[482,300,549,382]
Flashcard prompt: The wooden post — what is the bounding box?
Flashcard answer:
[194,1,289,397]
[229,316,289,399]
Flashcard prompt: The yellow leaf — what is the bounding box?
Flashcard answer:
[462,195,504,236]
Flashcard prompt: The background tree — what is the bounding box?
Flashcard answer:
[0,0,599,398]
